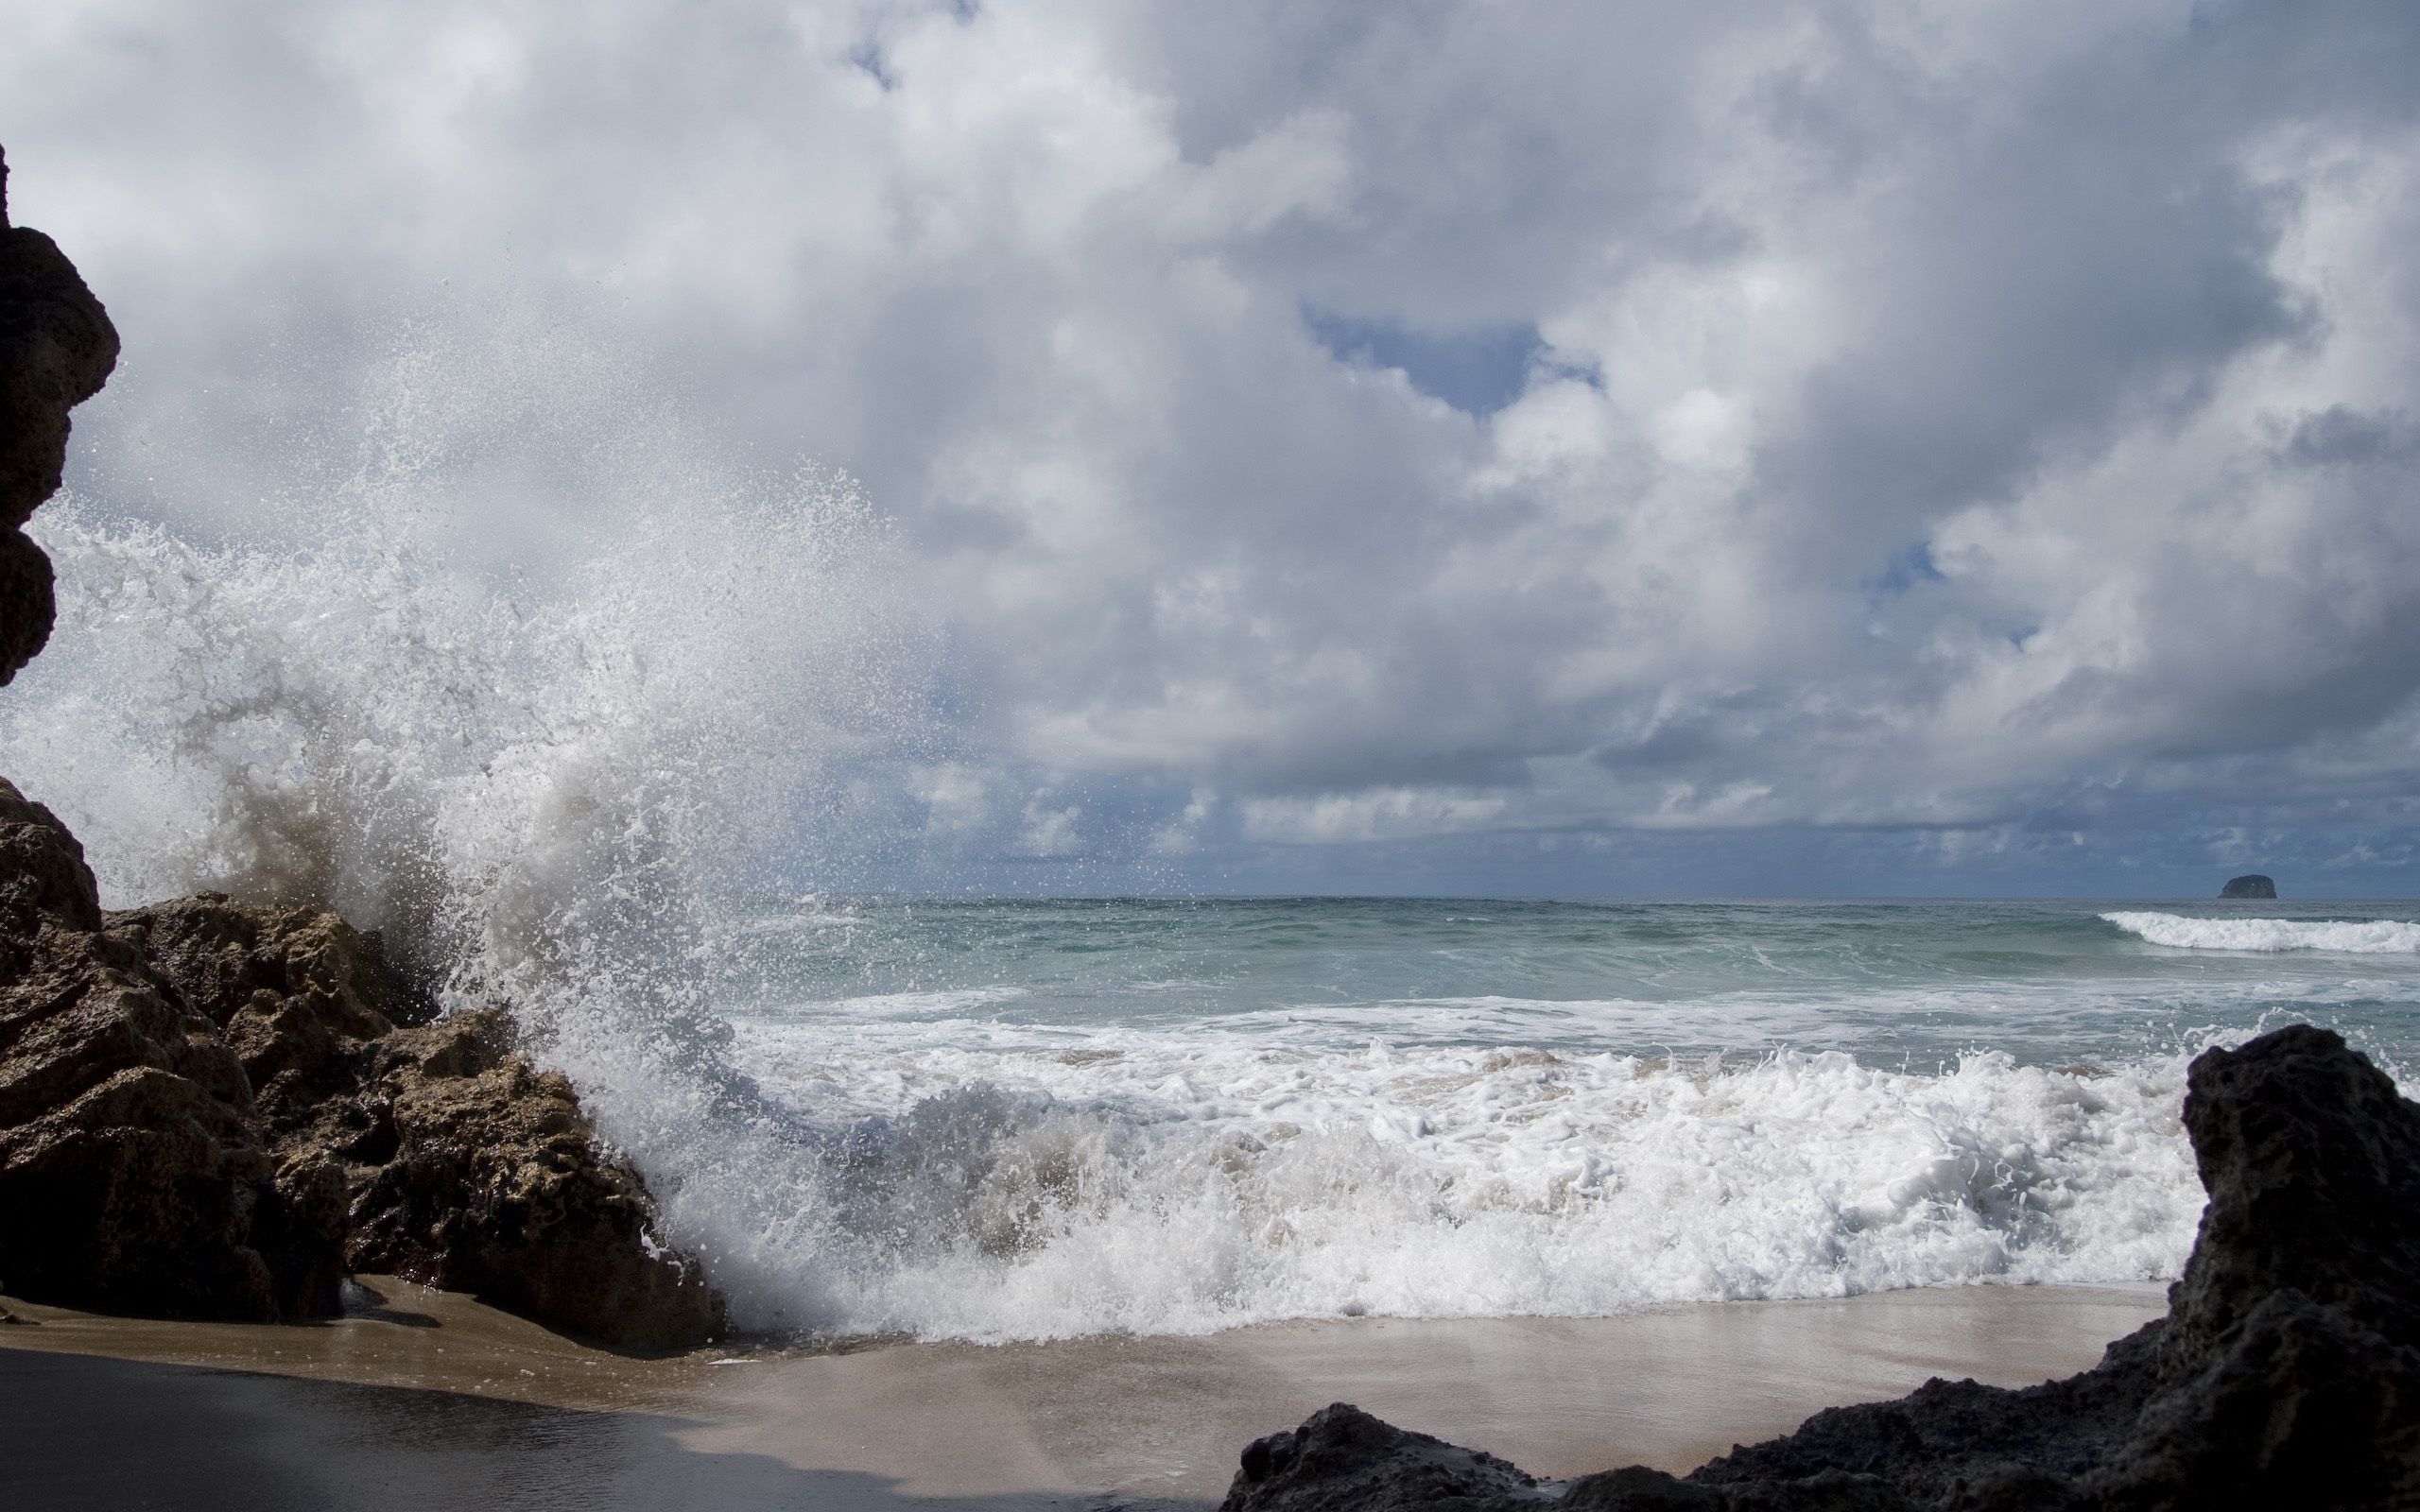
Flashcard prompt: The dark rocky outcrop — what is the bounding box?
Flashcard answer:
[0,146,120,684]
[0,781,340,1319]
[2220,874,2278,900]
[0,784,724,1349]
[1232,1406,1544,1511]
[1219,1025,2420,1512]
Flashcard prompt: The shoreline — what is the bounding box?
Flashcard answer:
[0,1279,2166,1508]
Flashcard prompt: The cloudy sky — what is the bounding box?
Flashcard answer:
[7,0,2420,896]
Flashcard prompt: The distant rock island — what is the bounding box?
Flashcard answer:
[2221,873,2278,899]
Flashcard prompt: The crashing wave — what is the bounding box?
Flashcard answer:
[0,322,2242,1342]
[2102,911,2420,954]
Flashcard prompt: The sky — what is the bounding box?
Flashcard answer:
[5,0,2420,897]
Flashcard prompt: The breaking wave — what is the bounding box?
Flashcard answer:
[2102,912,2420,954]
[0,321,2228,1342]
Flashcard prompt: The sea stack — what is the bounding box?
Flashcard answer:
[2221,873,2278,899]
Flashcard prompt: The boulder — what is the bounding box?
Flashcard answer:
[1227,1405,1541,1512]
[330,1010,722,1351]
[1219,1025,2420,1511]
[0,787,724,1349]
[112,894,726,1351]
[0,782,341,1319]
[2219,875,2277,900]
[0,146,121,683]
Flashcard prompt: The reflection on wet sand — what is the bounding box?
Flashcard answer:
[0,1278,2165,1508]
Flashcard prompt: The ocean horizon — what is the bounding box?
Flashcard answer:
[652,891,2420,1342]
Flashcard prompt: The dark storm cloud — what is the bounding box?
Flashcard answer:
[6,0,2420,890]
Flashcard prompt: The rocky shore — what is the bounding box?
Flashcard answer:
[0,147,721,1352]
[1220,1024,2420,1510]
[0,782,724,1349]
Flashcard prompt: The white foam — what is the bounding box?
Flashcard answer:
[0,326,2234,1346]
[712,1023,2210,1340]
[2103,912,2420,954]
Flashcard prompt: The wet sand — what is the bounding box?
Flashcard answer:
[0,1279,2166,1509]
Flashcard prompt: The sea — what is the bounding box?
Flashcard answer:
[680,895,2420,1340]
[9,395,2418,1349]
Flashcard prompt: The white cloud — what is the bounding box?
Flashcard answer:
[8,0,2420,889]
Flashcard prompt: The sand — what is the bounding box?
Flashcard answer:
[0,1279,2166,1509]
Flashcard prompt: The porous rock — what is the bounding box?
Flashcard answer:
[312,1005,724,1352]
[0,785,723,1349]
[0,146,121,683]
[1219,1025,2420,1512]
[115,893,727,1351]
[0,780,338,1319]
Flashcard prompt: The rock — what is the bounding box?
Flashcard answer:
[0,782,337,1320]
[121,895,436,1129]
[2219,875,2277,900]
[1223,1403,1542,1512]
[0,789,723,1349]
[0,146,121,684]
[333,1010,723,1351]
[1218,1025,2420,1512]
[113,894,726,1351]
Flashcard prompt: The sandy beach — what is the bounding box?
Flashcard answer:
[0,1279,2166,1509]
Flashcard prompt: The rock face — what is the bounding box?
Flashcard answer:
[1219,1025,2420,1512]
[0,146,121,684]
[0,782,339,1319]
[2220,874,2277,900]
[0,784,724,1349]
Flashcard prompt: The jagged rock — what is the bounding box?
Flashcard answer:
[2219,875,2276,900]
[0,781,337,1319]
[123,895,435,1129]
[329,1009,724,1352]
[1,789,723,1349]
[1219,1026,2420,1512]
[112,894,726,1351]
[0,146,121,684]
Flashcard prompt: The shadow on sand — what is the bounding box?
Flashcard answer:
[0,1347,1210,1512]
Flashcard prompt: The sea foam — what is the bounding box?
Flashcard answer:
[714,1020,2208,1341]
[2102,912,2420,954]
[0,327,2226,1343]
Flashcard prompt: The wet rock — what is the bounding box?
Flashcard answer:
[2219,875,2276,900]
[0,147,717,1351]
[0,782,332,1319]
[1223,1403,1542,1512]
[0,789,723,1348]
[0,146,121,683]
[326,1008,724,1352]
[114,894,725,1351]
[1219,1025,2420,1512]
[122,894,434,1129]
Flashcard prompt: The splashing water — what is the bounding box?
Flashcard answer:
[3,320,950,1330]
[11,325,2403,1342]
[2102,911,2420,954]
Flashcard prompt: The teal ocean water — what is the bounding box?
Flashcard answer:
[713,896,2420,1069]
[682,895,2420,1339]
[13,512,2419,1342]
